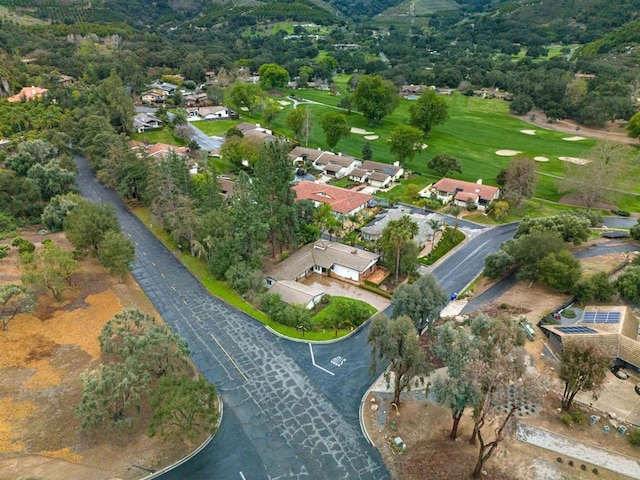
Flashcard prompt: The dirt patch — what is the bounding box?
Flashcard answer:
[365,392,637,480]
[580,252,630,277]
[559,193,618,210]
[0,231,205,480]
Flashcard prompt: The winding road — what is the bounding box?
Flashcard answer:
[75,155,517,479]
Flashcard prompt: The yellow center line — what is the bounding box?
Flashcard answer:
[209,332,248,382]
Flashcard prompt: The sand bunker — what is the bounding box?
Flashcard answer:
[562,136,586,141]
[364,135,379,140]
[534,156,549,162]
[495,150,521,156]
[559,156,591,165]
[421,143,428,149]
[278,100,291,106]
[350,127,375,135]
[520,129,537,135]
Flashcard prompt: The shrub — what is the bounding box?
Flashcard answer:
[280,252,289,261]
[611,209,630,217]
[570,409,584,424]
[562,308,576,319]
[0,213,17,238]
[12,237,35,255]
[500,303,508,309]
[629,428,640,446]
[560,413,572,426]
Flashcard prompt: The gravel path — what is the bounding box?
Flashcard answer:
[517,424,640,479]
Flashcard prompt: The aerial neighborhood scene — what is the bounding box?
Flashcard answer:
[3,0,640,479]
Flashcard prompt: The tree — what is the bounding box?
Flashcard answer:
[254,141,297,257]
[509,94,534,115]
[261,99,281,126]
[319,112,350,151]
[516,212,591,245]
[76,359,151,429]
[368,314,429,406]
[0,213,17,237]
[26,161,76,201]
[313,203,333,235]
[380,215,419,284]
[362,141,373,160]
[286,107,313,145]
[148,374,218,442]
[0,284,35,331]
[559,340,610,411]
[506,231,566,285]
[100,309,189,377]
[390,273,448,330]
[409,89,450,137]
[616,266,640,303]
[630,218,640,241]
[483,250,515,279]
[433,321,479,439]
[427,154,461,177]
[0,171,44,224]
[352,75,399,126]
[98,231,136,279]
[537,250,582,293]
[95,71,135,134]
[504,157,537,206]
[258,63,290,90]
[65,202,120,255]
[22,241,77,301]
[206,85,224,105]
[228,82,263,115]
[573,272,616,303]
[41,193,84,232]
[558,141,633,208]
[172,108,188,126]
[627,111,640,139]
[491,200,509,219]
[5,139,58,176]
[388,125,423,165]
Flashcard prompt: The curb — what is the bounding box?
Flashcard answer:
[139,396,224,479]
[264,311,375,345]
[359,371,388,448]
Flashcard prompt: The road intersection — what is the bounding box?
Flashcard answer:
[75,156,516,479]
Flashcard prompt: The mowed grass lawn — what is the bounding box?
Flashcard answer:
[273,85,640,210]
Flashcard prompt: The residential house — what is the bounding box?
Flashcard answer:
[313,152,361,179]
[265,239,380,287]
[349,160,403,188]
[57,75,74,86]
[149,82,179,94]
[293,180,373,217]
[288,146,326,166]
[133,113,163,133]
[399,84,429,97]
[141,89,168,104]
[130,141,190,160]
[473,88,513,101]
[540,307,640,372]
[361,206,444,248]
[187,106,235,121]
[421,178,500,211]
[236,122,276,144]
[267,281,324,310]
[217,177,235,201]
[7,86,48,103]
[183,92,210,107]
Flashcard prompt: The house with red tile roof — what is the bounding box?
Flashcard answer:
[292,180,373,216]
[421,178,500,211]
[7,86,48,103]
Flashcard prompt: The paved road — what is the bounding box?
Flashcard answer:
[397,202,486,231]
[462,239,640,314]
[75,156,389,480]
[602,216,639,229]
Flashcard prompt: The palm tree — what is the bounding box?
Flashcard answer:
[383,215,419,285]
[428,218,443,251]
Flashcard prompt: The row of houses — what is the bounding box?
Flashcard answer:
[288,146,404,188]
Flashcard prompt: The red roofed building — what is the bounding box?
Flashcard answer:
[421,178,500,211]
[7,86,48,103]
[293,180,373,217]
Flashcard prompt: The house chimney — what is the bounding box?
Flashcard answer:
[393,161,399,167]
[255,123,261,128]
[338,152,342,156]
[476,179,483,184]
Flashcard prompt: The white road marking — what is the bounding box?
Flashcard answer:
[151,262,156,267]
[308,344,335,376]
[183,299,188,306]
[240,472,246,480]
[160,273,165,278]
[142,251,147,256]
[171,285,176,291]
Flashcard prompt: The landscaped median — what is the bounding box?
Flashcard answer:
[131,206,364,341]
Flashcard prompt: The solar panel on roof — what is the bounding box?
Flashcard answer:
[582,311,620,324]
[556,326,598,334]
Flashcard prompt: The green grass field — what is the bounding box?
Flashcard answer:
[191,119,242,136]
[130,127,187,146]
